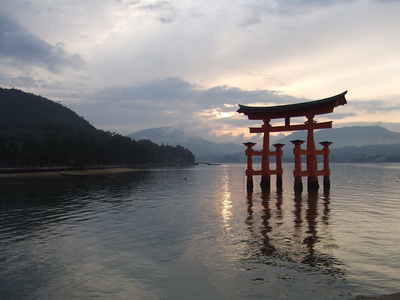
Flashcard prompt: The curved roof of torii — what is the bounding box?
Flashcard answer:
[237,91,347,120]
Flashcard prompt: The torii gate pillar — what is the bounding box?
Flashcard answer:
[260,119,271,191]
[306,115,319,191]
[273,143,285,190]
[320,141,333,191]
[243,142,257,191]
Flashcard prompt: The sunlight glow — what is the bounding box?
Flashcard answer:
[220,112,233,118]
[194,109,238,120]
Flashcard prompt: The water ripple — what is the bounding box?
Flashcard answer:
[1,165,399,299]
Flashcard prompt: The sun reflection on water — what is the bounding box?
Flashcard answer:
[220,167,233,231]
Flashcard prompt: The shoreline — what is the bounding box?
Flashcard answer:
[0,164,196,178]
[0,166,144,178]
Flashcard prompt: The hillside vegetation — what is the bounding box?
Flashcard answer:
[0,88,195,169]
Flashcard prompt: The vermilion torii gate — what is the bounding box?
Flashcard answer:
[237,91,347,193]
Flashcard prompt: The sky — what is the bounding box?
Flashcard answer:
[0,0,399,144]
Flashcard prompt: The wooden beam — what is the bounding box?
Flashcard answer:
[249,121,332,133]
[252,150,264,156]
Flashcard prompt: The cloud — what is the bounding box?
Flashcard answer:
[138,1,174,11]
[0,14,84,72]
[0,73,44,89]
[261,0,348,14]
[328,112,357,120]
[137,0,178,23]
[239,0,350,28]
[69,76,345,142]
[1,0,400,142]
[95,77,197,106]
[90,77,308,113]
[157,17,174,23]
[351,100,400,113]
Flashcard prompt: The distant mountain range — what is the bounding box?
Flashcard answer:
[127,127,244,162]
[128,126,400,163]
[277,126,400,162]
[275,126,400,148]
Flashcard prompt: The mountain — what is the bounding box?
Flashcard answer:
[0,87,105,139]
[127,127,245,161]
[273,126,400,162]
[0,88,195,168]
[329,144,400,162]
[275,126,400,149]
[128,126,400,163]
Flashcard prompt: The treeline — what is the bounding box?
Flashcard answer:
[0,125,195,169]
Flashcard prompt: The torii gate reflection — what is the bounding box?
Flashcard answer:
[238,91,347,193]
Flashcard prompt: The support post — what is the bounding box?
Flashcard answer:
[306,116,319,192]
[260,119,271,191]
[243,142,257,192]
[319,141,332,191]
[273,143,285,190]
[291,140,305,194]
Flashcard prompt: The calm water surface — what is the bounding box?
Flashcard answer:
[0,163,399,299]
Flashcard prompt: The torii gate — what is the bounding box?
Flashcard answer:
[237,91,347,193]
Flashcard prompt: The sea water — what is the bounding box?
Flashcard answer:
[0,163,399,299]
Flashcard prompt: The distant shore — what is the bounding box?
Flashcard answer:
[0,166,145,178]
[0,164,196,178]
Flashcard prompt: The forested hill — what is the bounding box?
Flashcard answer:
[0,87,103,139]
[0,87,195,168]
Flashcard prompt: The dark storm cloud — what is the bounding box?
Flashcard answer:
[0,14,84,72]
